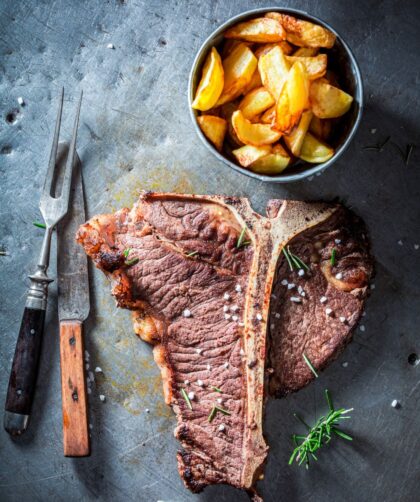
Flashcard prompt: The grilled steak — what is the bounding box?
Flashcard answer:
[76,192,372,497]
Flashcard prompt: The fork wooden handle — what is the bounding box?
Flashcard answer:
[59,320,90,457]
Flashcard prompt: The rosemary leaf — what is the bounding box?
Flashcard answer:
[236,227,248,248]
[124,257,139,267]
[123,248,132,258]
[325,389,333,411]
[215,405,231,416]
[186,251,198,257]
[405,144,415,166]
[180,388,192,410]
[33,221,46,229]
[282,247,294,272]
[208,406,217,422]
[303,353,318,378]
[210,385,222,393]
[330,248,336,266]
[332,428,353,441]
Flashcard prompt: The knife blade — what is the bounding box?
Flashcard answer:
[57,142,90,457]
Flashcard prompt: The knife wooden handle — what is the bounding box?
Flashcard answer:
[59,320,90,457]
[4,307,46,435]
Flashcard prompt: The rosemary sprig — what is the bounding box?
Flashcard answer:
[208,404,231,422]
[362,136,416,166]
[362,135,390,151]
[124,257,139,267]
[237,227,251,248]
[180,388,192,410]
[282,246,309,272]
[33,221,46,229]
[303,353,318,378]
[210,385,222,393]
[330,248,336,266]
[289,389,353,469]
[123,248,132,258]
[405,144,415,166]
[186,251,198,257]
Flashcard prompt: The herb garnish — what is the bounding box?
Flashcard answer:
[289,389,353,468]
[123,248,132,258]
[282,246,309,272]
[208,404,231,422]
[186,251,198,257]
[210,385,222,393]
[124,257,139,267]
[330,248,336,266]
[33,221,46,229]
[237,227,251,248]
[362,136,416,166]
[303,353,318,378]
[362,135,390,152]
[180,388,192,410]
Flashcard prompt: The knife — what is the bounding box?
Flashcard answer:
[57,143,90,457]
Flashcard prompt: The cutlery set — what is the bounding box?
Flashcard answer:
[4,89,90,457]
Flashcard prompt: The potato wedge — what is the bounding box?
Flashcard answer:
[310,79,353,118]
[298,132,334,163]
[216,44,258,105]
[265,12,336,48]
[222,39,250,58]
[224,17,286,43]
[284,110,313,156]
[254,41,293,58]
[232,110,282,146]
[192,47,224,111]
[274,61,310,134]
[249,144,291,174]
[309,116,331,140]
[232,144,272,167]
[239,87,275,119]
[241,69,262,95]
[197,115,228,151]
[261,105,276,124]
[258,45,290,100]
[285,54,327,80]
[293,47,319,57]
[220,101,244,148]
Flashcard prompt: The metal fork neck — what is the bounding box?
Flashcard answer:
[26,227,54,310]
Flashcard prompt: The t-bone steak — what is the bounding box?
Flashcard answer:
[76,192,372,498]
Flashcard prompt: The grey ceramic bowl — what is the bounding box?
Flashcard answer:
[188,7,363,183]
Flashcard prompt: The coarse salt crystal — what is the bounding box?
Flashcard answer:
[183,309,191,318]
[335,239,341,244]
[398,240,403,246]
[223,362,229,369]
[335,272,343,280]
[360,325,366,332]
[217,397,223,404]
[281,279,288,286]
[270,323,275,330]
[87,387,92,395]
[207,364,211,371]
[230,305,239,312]
[224,293,230,301]
[342,361,349,368]
[287,283,295,290]
[88,371,94,382]
[235,284,242,293]
[224,313,231,320]
[89,423,93,430]
[325,308,333,315]
[298,269,305,277]
[362,311,366,317]
[85,363,90,370]
[184,380,190,385]
[290,296,301,303]
[298,285,303,294]
[94,367,102,373]
[145,408,150,413]
[196,348,202,355]
[107,43,115,49]
[232,315,238,322]
[371,128,377,134]
[300,291,306,297]
[239,348,245,356]
[391,400,400,408]
[256,313,263,321]
[271,294,277,299]
[188,391,195,400]
[17,97,24,105]
[238,322,245,327]
[415,244,419,250]
[223,305,229,312]
[320,296,327,303]
[99,395,106,402]
[371,284,376,290]
[84,350,90,360]
[275,313,281,319]
[197,379,204,387]
[339,316,346,323]
[218,424,225,432]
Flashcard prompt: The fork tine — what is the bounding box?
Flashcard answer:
[42,87,64,198]
[60,90,83,209]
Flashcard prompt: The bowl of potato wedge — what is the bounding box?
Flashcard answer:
[188,8,363,182]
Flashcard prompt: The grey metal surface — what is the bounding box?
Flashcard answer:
[57,144,90,322]
[0,1,419,501]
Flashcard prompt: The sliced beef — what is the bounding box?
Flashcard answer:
[76,192,373,498]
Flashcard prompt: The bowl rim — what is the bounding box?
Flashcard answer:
[188,6,364,183]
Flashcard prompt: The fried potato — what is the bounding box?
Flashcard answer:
[222,39,250,58]
[293,47,319,57]
[254,41,293,58]
[258,45,290,100]
[241,69,262,95]
[216,44,258,105]
[220,101,244,148]
[192,47,224,111]
[273,61,310,134]
[232,144,272,167]
[285,54,327,80]
[260,105,276,124]
[309,116,331,140]
[265,12,336,48]
[232,110,282,146]
[197,115,228,151]
[224,17,286,43]
[284,110,313,155]
[298,132,334,163]
[310,79,353,118]
[249,143,291,174]
[239,87,275,119]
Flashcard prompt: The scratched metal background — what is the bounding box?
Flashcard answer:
[0,1,419,501]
